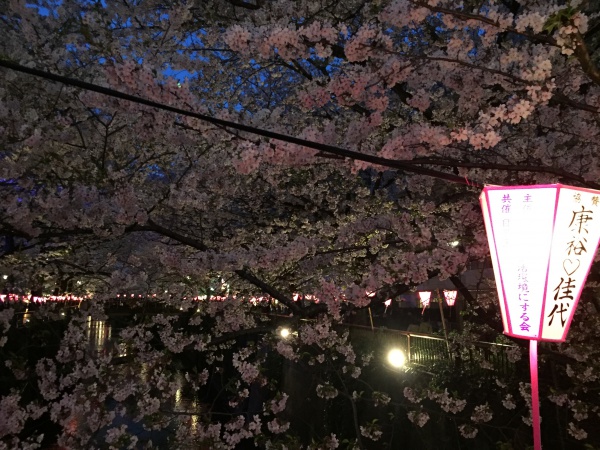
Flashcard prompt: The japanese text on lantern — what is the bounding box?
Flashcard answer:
[548,194,599,328]
[517,193,533,332]
[497,190,536,335]
[501,193,511,241]
[517,264,530,331]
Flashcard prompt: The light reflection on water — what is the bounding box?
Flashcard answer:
[172,371,202,437]
[86,317,116,355]
[85,319,202,435]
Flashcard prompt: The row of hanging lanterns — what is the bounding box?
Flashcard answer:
[418,290,458,308]
[0,294,88,303]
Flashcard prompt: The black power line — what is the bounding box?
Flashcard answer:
[0,59,481,188]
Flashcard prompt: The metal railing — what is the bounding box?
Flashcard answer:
[348,324,518,377]
[8,307,518,376]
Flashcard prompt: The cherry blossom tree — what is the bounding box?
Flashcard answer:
[2,0,600,448]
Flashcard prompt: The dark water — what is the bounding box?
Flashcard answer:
[82,319,203,447]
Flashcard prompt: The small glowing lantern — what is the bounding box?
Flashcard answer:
[418,291,431,316]
[480,184,600,450]
[383,299,392,315]
[418,291,431,308]
[443,290,457,306]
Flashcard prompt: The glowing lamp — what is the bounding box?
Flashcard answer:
[480,184,600,450]
[279,327,291,339]
[443,290,457,306]
[383,298,392,315]
[418,291,431,308]
[387,348,406,368]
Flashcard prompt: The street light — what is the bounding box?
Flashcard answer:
[279,327,291,339]
[386,348,406,368]
[480,184,600,450]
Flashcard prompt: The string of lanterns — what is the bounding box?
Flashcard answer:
[0,291,459,308]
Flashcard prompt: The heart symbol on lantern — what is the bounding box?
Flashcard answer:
[563,259,581,276]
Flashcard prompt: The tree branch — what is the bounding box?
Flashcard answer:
[573,31,600,86]
[228,0,262,10]
[207,325,273,346]
[0,59,479,188]
[145,219,302,316]
[414,1,558,47]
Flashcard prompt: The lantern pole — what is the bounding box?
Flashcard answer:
[366,291,376,331]
[530,340,542,450]
[437,291,451,358]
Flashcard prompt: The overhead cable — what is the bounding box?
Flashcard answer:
[0,59,481,188]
